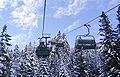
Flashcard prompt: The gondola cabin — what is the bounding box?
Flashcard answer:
[56,41,64,47]
[51,40,64,47]
[36,45,50,56]
[75,35,96,49]
[36,35,51,57]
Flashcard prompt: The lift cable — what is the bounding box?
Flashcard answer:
[65,3,120,35]
[42,0,47,37]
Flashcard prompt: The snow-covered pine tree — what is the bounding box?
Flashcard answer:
[109,6,120,76]
[116,6,120,47]
[70,48,87,77]
[50,31,62,76]
[58,33,71,77]
[10,44,21,76]
[17,45,28,76]
[62,33,70,52]
[98,11,119,77]
[18,42,39,76]
[25,42,36,76]
[0,25,12,77]
[82,49,100,77]
[49,31,72,76]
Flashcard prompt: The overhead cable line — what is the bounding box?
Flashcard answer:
[65,3,120,35]
[42,0,46,36]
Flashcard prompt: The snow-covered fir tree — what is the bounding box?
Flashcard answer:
[0,25,12,77]
[70,42,88,77]
[50,31,71,76]
[18,42,40,76]
[10,44,21,76]
[116,6,120,46]
[83,49,100,77]
[98,11,120,77]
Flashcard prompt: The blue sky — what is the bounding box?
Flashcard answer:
[0,0,119,50]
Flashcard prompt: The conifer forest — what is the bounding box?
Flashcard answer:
[0,1,120,77]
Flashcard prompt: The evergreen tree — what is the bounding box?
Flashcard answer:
[18,42,39,76]
[70,49,87,77]
[10,44,21,76]
[50,31,72,76]
[99,11,120,77]
[116,6,120,47]
[0,25,12,77]
[83,50,100,77]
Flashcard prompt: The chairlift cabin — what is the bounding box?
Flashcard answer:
[56,36,64,47]
[75,35,96,50]
[51,40,64,47]
[56,41,64,47]
[36,35,51,57]
[51,36,64,47]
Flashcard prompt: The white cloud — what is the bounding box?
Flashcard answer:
[64,20,80,33]
[54,0,87,18]
[10,0,43,30]
[0,0,10,8]
[0,0,20,9]
[10,29,33,48]
[10,33,26,45]
[0,0,5,8]
[0,0,43,30]
[4,0,44,49]
[10,0,21,8]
